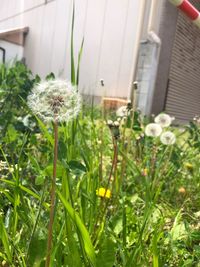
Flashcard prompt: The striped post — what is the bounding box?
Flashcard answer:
[169,0,200,28]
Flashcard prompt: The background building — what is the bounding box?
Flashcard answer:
[0,0,200,123]
[152,0,200,123]
[0,0,145,100]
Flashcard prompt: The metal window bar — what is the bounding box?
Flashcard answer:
[0,47,5,63]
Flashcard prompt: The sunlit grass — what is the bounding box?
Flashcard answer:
[0,62,200,266]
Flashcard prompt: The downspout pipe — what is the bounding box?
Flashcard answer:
[146,0,162,115]
[129,0,162,107]
[128,0,146,104]
[169,0,200,28]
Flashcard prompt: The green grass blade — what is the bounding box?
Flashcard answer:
[76,37,84,87]
[152,234,159,267]
[1,179,48,209]
[36,117,54,146]
[71,1,76,85]
[57,190,96,266]
[0,216,12,263]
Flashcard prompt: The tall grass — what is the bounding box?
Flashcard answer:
[0,99,200,266]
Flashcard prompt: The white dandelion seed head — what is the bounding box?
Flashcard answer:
[116,105,130,117]
[145,123,162,137]
[171,116,175,121]
[160,131,176,145]
[154,113,172,128]
[107,120,114,126]
[27,80,81,123]
[113,121,120,127]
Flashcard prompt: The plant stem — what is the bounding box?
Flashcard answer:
[92,137,118,243]
[26,183,46,263]
[99,121,104,181]
[45,120,58,267]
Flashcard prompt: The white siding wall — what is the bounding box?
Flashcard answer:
[0,40,23,63]
[0,0,145,98]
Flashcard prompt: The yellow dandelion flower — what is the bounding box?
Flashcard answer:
[96,187,111,199]
[142,168,148,176]
[184,163,193,170]
[178,187,186,194]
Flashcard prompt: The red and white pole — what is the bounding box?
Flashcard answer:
[169,0,200,28]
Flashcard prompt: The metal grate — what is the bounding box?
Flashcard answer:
[165,1,200,123]
[189,0,200,10]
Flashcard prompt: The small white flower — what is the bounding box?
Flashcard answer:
[107,120,114,126]
[154,113,172,128]
[145,123,162,137]
[116,106,129,117]
[27,80,81,123]
[171,116,175,121]
[160,131,176,145]
[113,121,120,127]
[0,161,8,171]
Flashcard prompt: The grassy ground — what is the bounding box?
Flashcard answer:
[0,62,200,266]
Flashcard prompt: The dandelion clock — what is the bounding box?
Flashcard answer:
[28,79,81,267]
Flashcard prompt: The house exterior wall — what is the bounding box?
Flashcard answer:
[0,0,146,99]
[151,0,179,115]
[164,0,200,123]
[0,40,23,63]
[151,0,200,123]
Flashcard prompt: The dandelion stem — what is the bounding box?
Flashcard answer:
[99,122,104,181]
[45,120,58,267]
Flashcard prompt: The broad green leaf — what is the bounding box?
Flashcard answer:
[35,174,45,186]
[44,163,65,178]
[27,231,46,267]
[97,238,116,267]
[68,160,87,173]
[170,209,187,241]
[5,124,18,143]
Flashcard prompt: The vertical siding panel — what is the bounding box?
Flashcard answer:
[0,3,5,20]
[0,19,14,31]
[0,0,45,21]
[16,0,24,13]
[77,0,143,98]
[0,0,22,20]
[63,0,88,81]
[8,1,16,18]
[115,0,130,95]
[12,11,24,28]
[5,0,12,19]
[50,0,73,77]
[23,0,45,11]
[0,0,145,99]
[77,0,108,95]
[96,0,130,97]
[36,1,57,77]
[23,6,45,74]
[117,0,144,98]
[12,13,25,60]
